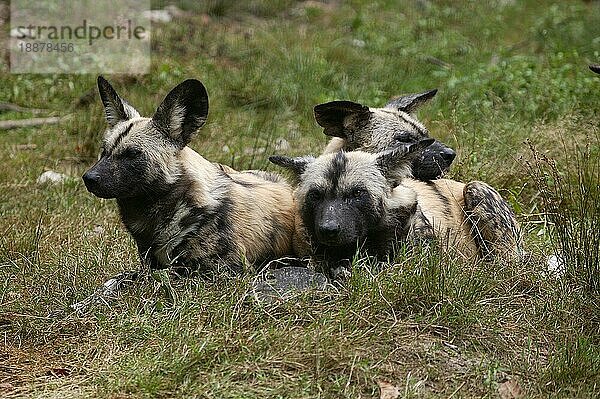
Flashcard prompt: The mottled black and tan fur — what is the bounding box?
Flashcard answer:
[317,90,457,180]
[272,143,521,266]
[83,77,295,274]
[270,141,436,265]
[314,91,521,260]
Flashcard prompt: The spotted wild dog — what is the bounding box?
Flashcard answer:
[83,77,295,275]
[313,91,522,261]
[316,89,457,180]
[270,141,437,266]
[270,143,522,274]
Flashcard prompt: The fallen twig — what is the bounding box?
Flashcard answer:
[0,116,67,130]
[0,102,48,114]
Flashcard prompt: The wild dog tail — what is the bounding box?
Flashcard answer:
[463,181,523,261]
[590,65,600,75]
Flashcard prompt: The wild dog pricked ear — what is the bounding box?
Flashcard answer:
[385,89,438,114]
[313,100,370,138]
[269,155,315,177]
[97,76,140,127]
[590,65,600,75]
[376,138,435,183]
[152,79,209,148]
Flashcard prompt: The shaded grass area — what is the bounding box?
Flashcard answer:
[1,0,599,397]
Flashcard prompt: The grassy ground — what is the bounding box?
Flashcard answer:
[1,0,599,397]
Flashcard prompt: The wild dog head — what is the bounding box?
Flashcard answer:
[315,89,456,180]
[82,76,208,199]
[270,139,434,261]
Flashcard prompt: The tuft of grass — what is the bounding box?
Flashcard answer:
[527,133,600,294]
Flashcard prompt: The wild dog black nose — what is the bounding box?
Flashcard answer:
[440,147,456,163]
[82,170,100,190]
[318,220,341,241]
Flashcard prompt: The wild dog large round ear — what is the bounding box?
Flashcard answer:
[97,76,141,127]
[313,100,370,138]
[376,138,435,183]
[385,89,438,114]
[590,65,600,75]
[268,155,315,178]
[151,79,209,149]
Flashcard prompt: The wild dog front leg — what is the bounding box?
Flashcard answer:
[406,205,436,244]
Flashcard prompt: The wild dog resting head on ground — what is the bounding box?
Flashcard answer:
[83,77,295,275]
[271,142,522,276]
[316,89,457,180]
[270,139,436,275]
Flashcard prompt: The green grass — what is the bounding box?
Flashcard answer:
[1,0,599,397]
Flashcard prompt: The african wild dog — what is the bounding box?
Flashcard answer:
[270,140,438,266]
[83,77,295,274]
[316,89,457,180]
[270,144,521,271]
[591,65,600,74]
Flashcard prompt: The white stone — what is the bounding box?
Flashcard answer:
[37,170,69,185]
[274,137,291,151]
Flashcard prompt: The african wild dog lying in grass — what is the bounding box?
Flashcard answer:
[83,77,295,275]
[270,143,522,274]
[312,90,522,261]
[270,141,436,266]
[316,89,457,180]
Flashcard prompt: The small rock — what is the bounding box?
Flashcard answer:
[142,5,186,23]
[352,39,366,48]
[222,145,230,153]
[37,170,69,185]
[252,259,329,304]
[92,225,105,236]
[274,137,290,151]
[142,9,172,23]
[164,5,186,18]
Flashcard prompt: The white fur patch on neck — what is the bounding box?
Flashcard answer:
[388,183,418,209]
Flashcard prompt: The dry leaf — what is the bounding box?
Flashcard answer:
[498,378,524,399]
[377,380,400,399]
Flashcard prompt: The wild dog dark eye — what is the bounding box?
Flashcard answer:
[306,188,323,202]
[394,131,415,143]
[351,188,367,200]
[122,147,142,158]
